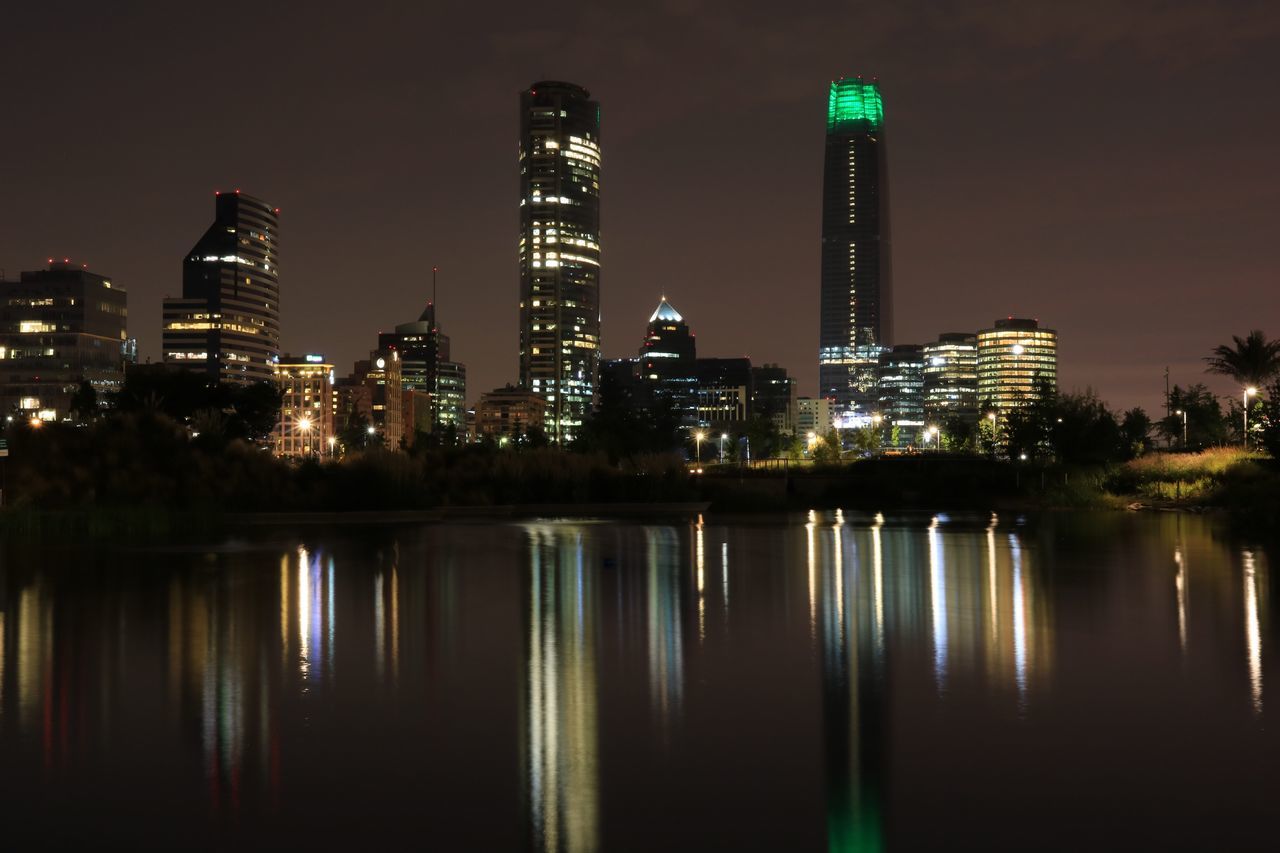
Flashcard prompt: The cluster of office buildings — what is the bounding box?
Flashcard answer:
[479,77,1058,450]
[0,190,466,455]
[0,76,1057,455]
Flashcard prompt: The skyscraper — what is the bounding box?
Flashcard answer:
[819,77,892,422]
[518,81,602,444]
[378,273,467,436]
[638,298,697,427]
[163,191,280,384]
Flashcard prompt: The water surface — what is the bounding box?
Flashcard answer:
[0,512,1275,850]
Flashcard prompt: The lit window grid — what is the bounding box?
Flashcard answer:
[976,331,1057,411]
[273,365,335,457]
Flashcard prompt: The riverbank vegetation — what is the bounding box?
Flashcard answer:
[1,331,1278,535]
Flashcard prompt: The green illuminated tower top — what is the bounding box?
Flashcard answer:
[827,77,883,133]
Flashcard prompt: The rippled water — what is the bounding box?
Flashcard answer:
[0,512,1275,850]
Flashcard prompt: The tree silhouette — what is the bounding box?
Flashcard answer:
[1204,330,1280,388]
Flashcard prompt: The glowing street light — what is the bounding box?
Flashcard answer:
[1244,387,1258,450]
[926,425,939,450]
[694,430,706,465]
[1175,409,1187,449]
[328,435,337,457]
[296,417,313,457]
[719,432,728,464]
[29,417,42,429]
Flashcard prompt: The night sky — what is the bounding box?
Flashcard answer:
[3,1,1277,415]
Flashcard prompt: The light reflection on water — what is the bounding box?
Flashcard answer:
[0,512,1274,849]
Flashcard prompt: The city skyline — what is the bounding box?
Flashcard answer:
[2,3,1277,417]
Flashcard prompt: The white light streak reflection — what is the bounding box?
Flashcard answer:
[374,572,385,680]
[929,516,947,692]
[524,524,600,853]
[721,540,729,615]
[297,547,311,681]
[834,511,845,638]
[987,514,999,654]
[1010,533,1028,707]
[1244,551,1262,715]
[807,510,817,639]
[696,515,706,642]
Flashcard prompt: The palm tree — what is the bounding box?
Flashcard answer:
[1204,330,1280,388]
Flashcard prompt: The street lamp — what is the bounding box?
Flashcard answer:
[694,430,705,464]
[926,425,939,450]
[1175,409,1187,449]
[719,432,728,464]
[806,431,817,457]
[1244,387,1258,450]
[328,435,337,457]
[297,417,313,457]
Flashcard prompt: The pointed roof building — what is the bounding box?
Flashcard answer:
[649,297,683,324]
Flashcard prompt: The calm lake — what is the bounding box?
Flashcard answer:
[0,511,1275,850]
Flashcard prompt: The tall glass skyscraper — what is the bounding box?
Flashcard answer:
[518,81,602,444]
[163,191,280,384]
[819,77,892,422]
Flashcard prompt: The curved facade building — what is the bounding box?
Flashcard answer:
[819,77,892,422]
[163,191,280,384]
[518,81,602,444]
[977,318,1058,412]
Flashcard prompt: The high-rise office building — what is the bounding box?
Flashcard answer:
[378,278,467,435]
[923,333,979,425]
[163,191,280,384]
[0,261,128,421]
[639,298,697,427]
[819,77,892,423]
[877,344,924,447]
[518,81,602,444]
[977,318,1058,412]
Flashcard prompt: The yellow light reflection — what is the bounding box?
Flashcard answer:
[280,554,289,669]
[17,581,50,732]
[391,565,401,683]
[524,524,599,853]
